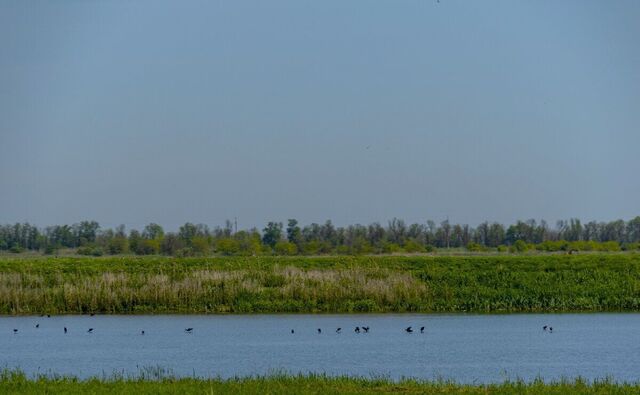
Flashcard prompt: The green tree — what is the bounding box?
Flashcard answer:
[143,223,164,240]
[262,222,283,248]
[160,233,184,255]
[128,230,142,254]
[286,219,302,247]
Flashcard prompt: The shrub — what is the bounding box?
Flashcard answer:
[466,242,487,252]
[77,246,103,256]
[382,242,401,254]
[43,245,59,255]
[107,237,128,255]
[622,242,640,251]
[216,238,240,256]
[135,239,160,255]
[404,240,425,253]
[9,245,24,254]
[191,237,210,255]
[275,241,297,256]
[512,240,528,253]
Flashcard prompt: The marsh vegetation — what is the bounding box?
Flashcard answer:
[0,254,639,314]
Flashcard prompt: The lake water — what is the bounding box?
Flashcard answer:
[1,313,639,383]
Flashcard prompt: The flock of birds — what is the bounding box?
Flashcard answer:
[290,326,425,335]
[12,315,431,336]
[10,315,556,335]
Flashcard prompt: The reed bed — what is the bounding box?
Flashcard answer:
[0,370,638,395]
[0,254,638,314]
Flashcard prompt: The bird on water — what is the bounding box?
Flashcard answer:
[13,329,18,334]
[317,328,321,334]
[291,329,295,334]
[35,324,39,328]
[355,326,360,333]
[405,326,413,333]
[87,328,94,333]
[420,326,425,333]
[336,328,342,333]
[362,326,369,333]
[64,327,67,334]
[185,328,193,333]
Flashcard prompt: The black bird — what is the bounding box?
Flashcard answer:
[405,326,413,333]
[87,328,94,333]
[64,327,67,334]
[35,324,39,328]
[549,327,553,333]
[362,326,369,333]
[336,327,342,333]
[291,329,295,334]
[90,313,95,317]
[317,328,321,334]
[543,325,547,331]
[47,314,51,318]
[141,330,145,335]
[420,326,425,333]
[185,328,193,333]
[355,326,360,333]
[13,329,18,334]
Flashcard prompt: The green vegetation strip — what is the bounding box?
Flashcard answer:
[1,254,639,314]
[0,371,638,395]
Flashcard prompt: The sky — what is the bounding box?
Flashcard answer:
[1,0,639,231]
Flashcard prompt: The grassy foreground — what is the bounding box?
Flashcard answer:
[0,254,639,314]
[0,371,638,395]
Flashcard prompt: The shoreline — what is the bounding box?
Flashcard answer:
[1,370,639,394]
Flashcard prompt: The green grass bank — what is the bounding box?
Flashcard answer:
[0,371,638,395]
[0,254,639,314]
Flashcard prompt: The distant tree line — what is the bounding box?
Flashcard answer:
[1,217,639,256]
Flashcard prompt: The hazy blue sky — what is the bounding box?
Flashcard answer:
[1,0,639,230]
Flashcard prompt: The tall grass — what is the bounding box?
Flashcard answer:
[0,254,639,314]
[0,369,638,395]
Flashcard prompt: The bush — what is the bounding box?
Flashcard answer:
[135,239,160,255]
[216,238,240,256]
[9,245,24,254]
[404,240,425,253]
[43,245,59,255]
[175,247,195,257]
[275,241,297,256]
[301,241,321,255]
[107,237,128,255]
[597,241,621,252]
[382,242,401,254]
[536,241,568,252]
[77,246,103,256]
[511,240,528,253]
[466,242,488,252]
[191,237,210,255]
